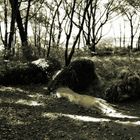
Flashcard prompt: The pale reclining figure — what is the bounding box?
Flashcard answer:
[56,87,138,119]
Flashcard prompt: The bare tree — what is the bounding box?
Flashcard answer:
[63,0,93,66]
[119,23,122,48]
[8,0,33,60]
[56,0,67,47]
[47,0,63,58]
[82,0,116,52]
[0,0,9,58]
[4,0,8,50]
[123,19,126,48]
[8,0,17,57]
[119,1,140,50]
[25,0,32,37]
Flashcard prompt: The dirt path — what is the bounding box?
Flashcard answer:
[0,85,140,140]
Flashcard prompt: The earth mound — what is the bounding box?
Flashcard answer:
[48,59,102,97]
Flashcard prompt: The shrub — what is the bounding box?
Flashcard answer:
[0,58,61,85]
[105,74,140,103]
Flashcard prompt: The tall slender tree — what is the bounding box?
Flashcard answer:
[118,1,140,49]
[9,0,33,60]
[83,0,116,52]
[63,0,93,66]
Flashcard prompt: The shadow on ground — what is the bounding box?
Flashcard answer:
[0,85,140,140]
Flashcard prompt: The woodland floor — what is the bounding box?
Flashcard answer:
[0,54,140,140]
[0,85,140,140]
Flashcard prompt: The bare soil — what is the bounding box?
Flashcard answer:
[0,85,140,140]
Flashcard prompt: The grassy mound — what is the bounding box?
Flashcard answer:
[48,59,102,97]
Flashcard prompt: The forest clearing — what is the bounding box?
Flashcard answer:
[1,0,140,139]
[0,52,140,140]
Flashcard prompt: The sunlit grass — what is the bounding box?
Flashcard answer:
[43,112,110,122]
[115,120,140,126]
[43,112,140,126]
[0,86,29,93]
[28,93,45,98]
[15,99,44,106]
[0,86,46,106]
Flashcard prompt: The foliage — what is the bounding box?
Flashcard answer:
[105,74,140,102]
[49,46,65,65]
[126,0,140,8]
[89,53,140,102]
[0,58,61,85]
[48,59,101,97]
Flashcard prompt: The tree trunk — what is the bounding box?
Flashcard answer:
[47,0,62,58]
[137,35,140,51]
[4,0,8,49]
[8,1,16,51]
[25,0,31,36]
[5,0,18,59]
[16,10,31,60]
[9,0,32,60]
[129,18,134,50]
[65,0,93,66]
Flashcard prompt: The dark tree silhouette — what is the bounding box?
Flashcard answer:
[9,0,32,60]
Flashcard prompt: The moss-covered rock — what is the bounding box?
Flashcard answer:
[0,58,61,85]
